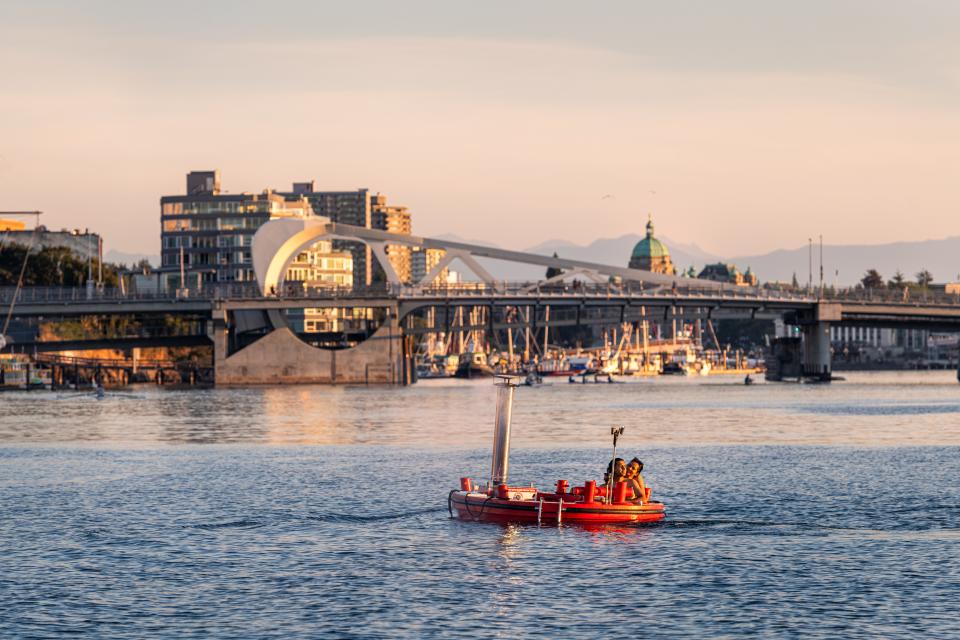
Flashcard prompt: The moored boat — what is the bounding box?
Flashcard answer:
[0,354,29,390]
[454,351,495,379]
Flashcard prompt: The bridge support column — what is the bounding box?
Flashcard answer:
[799,303,840,383]
[802,321,832,382]
[209,316,228,375]
[213,306,405,385]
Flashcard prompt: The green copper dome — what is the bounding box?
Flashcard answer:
[631,216,670,259]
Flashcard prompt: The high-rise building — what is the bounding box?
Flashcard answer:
[161,171,344,287]
[411,247,449,286]
[281,184,373,289]
[371,193,413,283]
[162,172,411,291]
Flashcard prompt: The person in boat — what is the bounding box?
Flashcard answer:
[603,457,627,487]
[624,457,648,504]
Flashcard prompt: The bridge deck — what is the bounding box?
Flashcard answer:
[3,285,960,327]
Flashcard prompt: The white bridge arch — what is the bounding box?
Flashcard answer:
[252,217,726,296]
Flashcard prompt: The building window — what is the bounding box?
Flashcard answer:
[162,218,193,231]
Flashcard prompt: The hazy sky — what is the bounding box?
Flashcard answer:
[1,1,958,256]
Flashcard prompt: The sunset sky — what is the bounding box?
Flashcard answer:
[1,1,958,256]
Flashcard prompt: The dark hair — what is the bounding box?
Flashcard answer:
[629,457,644,472]
[606,457,626,474]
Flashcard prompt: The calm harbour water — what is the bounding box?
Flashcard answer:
[1,371,959,638]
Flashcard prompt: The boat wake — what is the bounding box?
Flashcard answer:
[188,507,444,530]
[652,518,884,533]
[191,519,266,530]
[305,507,445,524]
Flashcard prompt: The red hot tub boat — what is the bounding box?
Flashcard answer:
[449,376,666,525]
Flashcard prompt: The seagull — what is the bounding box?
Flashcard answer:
[601,194,614,200]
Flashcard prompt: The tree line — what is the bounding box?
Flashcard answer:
[0,245,126,288]
[859,268,934,290]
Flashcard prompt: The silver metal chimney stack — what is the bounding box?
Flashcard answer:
[490,375,520,486]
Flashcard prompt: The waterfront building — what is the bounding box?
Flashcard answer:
[289,306,376,335]
[371,193,413,283]
[697,263,759,286]
[285,240,353,289]
[830,326,930,359]
[163,172,418,291]
[282,182,374,289]
[161,171,349,290]
[629,215,675,274]
[161,172,313,284]
[411,247,449,285]
[0,225,102,264]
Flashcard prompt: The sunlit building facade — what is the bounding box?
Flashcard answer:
[160,171,349,287]
[285,240,353,289]
[371,193,413,283]
[411,247,449,286]
[161,172,312,284]
[282,182,374,289]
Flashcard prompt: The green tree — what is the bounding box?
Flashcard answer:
[791,272,799,289]
[860,269,883,290]
[916,269,934,287]
[0,245,120,287]
[888,270,905,288]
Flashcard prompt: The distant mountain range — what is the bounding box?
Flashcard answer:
[728,238,960,286]
[104,234,960,286]
[466,234,960,285]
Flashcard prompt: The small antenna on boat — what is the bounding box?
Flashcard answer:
[606,426,625,501]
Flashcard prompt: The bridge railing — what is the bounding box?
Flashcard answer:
[33,353,203,369]
[402,281,818,302]
[818,287,960,306]
[0,284,266,304]
[4,282,960,307]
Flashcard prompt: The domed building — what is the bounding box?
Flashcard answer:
[629,215,675,274]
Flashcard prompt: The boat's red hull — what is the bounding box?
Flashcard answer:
[449,491,665,525]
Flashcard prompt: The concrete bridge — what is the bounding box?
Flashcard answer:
[4,219,960,384]
[5,283,960,384]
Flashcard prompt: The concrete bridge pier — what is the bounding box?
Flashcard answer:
[798,303,841,383]
[210,306,407,385]
[802,322,832,382]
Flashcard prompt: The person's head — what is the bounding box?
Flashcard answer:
[606,457,626,477]
[626,458,644,477]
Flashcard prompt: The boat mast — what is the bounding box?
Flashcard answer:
[490,375,519,487]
